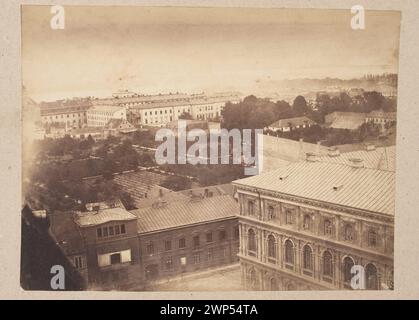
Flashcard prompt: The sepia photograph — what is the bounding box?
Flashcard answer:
[20,5,399,292]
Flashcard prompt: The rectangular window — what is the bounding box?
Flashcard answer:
[222,248,228,258]
[179,238,186,249]
[165,257,173,270]
[115,225,120,235]
[108,226,114,236]
[110,253,121,265]
[206,232,213,243]
[180,256,187,266]
[97,228,102,238]
[164,240,172,251]
[219,230,227,241]
[193,235,200,249]
[286,209,294,225]
[74,256,83,269]
[103,227,108,237]
[193,253,201,265]
[248,201,254,215]
[146,242,154,255]
[207,248,214,261]
[120,224,126,234]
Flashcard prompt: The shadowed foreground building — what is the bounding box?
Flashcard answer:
[49,189,239,290]
[232,157,394,291]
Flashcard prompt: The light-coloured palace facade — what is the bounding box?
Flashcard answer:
[232,159,394,291]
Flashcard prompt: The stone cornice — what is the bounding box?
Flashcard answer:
[234,184,394,224]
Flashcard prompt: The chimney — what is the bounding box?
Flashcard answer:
[348,158,364,168]
[306,152,318,162]
[327,147,340,157]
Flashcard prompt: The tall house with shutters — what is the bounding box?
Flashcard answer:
[232,157,394,291]
[50,204,142,290]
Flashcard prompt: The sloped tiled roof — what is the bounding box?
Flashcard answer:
[268,116,316,129]
[233,161,395,216]
[75,207,137,227]
[329,117,365,130]
[131,194,239,233]
[112,170,169,206]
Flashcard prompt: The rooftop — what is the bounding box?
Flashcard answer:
[368,109,397,119]
[49,212,85,255]
[317,145,395,171]
[131,194,239,233]
[75,207,137,227]
[88,105,125,113]
[233,161,395,216]
[325,112,366,130]
[268,116,316,129]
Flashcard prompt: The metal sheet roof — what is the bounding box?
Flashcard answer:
[268,116,316,129]
[75,207,137,227]
[131,194,239,233]
[317,146,396,172]
[233,161,395,215]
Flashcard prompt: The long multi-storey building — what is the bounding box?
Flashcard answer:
[232,157,394,291]
[40,98,92,129]
[37,92,241,131]
[86,105,127,127]
[128,94,240,127]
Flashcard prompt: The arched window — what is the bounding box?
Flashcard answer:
[323,251,333,277]
[267,235,276,259]
[343,256,355,282]
[303,215,311,230]
[324,219,333,236]
[248,229,257,255]
[303,245,313,270]
[365,263,378,290]
[248,201,255,216]
[268,206,275,220]
[344,224,354,241]
[285,240,294,265]
[368,229,378,247]
[270,278,279,291]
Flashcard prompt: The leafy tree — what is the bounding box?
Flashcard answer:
[292,95,309,116]
[178,112,193,120]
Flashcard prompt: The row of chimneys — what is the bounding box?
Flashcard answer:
[306,152,365,168]
[152,187,215,208]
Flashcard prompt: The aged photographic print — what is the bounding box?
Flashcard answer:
[21,5,399,291]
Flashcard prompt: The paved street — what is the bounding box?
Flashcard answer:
[147,264,243,291]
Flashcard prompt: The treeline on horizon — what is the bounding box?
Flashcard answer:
[221,91,397,130]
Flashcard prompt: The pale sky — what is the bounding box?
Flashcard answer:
[21,6,401,102]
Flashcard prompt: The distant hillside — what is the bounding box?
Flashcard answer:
[250,73,398,99]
